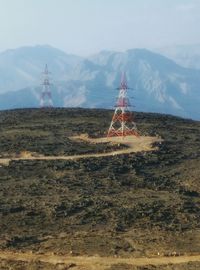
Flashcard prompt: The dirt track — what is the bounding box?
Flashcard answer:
[0,250,200,269]
[0,135,162,165]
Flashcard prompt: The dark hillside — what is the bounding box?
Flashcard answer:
[0,108,199,267]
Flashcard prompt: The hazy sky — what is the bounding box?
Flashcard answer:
[0,0,199,55]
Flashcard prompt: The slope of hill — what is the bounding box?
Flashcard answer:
[156,44,200,70]
[0,108,199,270]
[87,49,200,119]
[0,45,82,93]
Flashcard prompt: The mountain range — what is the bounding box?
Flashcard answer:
[0,45,199,120]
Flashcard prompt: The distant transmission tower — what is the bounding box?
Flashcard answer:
[107,72,139,137]
[40,64,53,108]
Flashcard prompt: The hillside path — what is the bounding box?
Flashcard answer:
[0,250,200,269]
[0,135,162,165]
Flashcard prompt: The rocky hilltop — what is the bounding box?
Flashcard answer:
[0,108,199,269]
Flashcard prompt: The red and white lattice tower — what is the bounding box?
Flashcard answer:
[107,72,139,137]
[40,64,53,108]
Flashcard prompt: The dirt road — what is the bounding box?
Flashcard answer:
[0,135,162,165]
[0,250,200,269]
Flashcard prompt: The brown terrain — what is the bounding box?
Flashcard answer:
[0,108,199,270]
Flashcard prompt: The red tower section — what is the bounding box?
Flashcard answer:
[107,72,139,137]
[40,64,53,108]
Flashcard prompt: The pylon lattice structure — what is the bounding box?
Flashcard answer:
[107,72,139,137]
[40,64,53,108]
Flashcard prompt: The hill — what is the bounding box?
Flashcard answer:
[0,46,200,120]
[0,45,82,93]
[0,108,200,269]
[156,44,200,70]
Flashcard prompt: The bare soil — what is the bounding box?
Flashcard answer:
[0,134,162,165]
[0,250,200,270]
